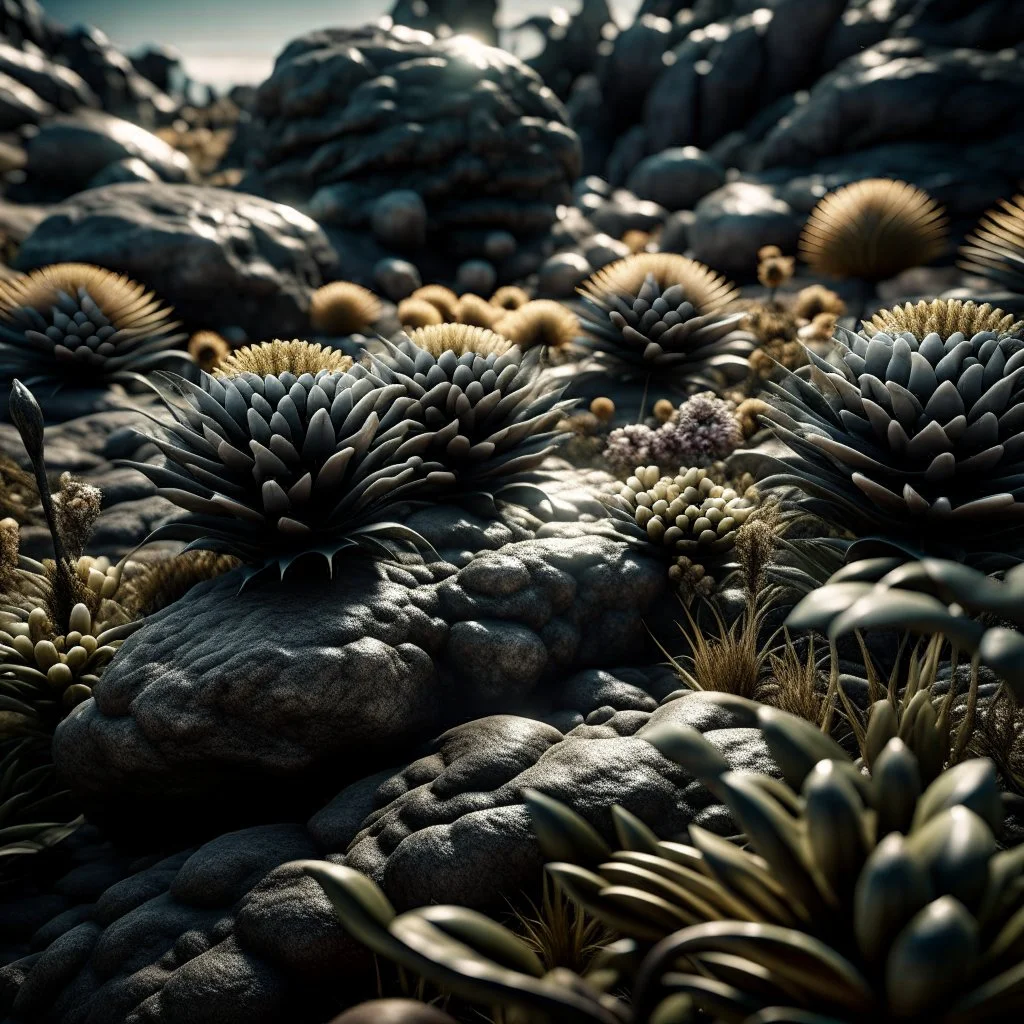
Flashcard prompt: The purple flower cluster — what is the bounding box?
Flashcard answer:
[603,392,741,473]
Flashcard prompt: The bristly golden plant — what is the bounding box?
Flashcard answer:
[862,298,1021,340]
[214,339,354,378]
[494,300,580,350]
[756,245,795,299]
[490,285,530,311]
[120,550,240,617]
[406,323,515,358]
[761,630,829,725]
[410,284,461,322]
[308,281,382,336]
[958,192,1024,295]
[799,178,948,280]
[397,297,444,329]
[0,453,37,523]
[792,283,846,322]
[187,330,230,373]
[579,252,739,315]
[456,293,503,328]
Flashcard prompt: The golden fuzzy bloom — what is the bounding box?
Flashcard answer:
[188,330,231,373]
[959,193,1024,294]
[653,399,676,423]
[579,253,739,315]
[214,339,354,378]
[406,323,515,358]
[735,397,772,438]
[0,516,18,593]
[54,473,102,559]
[745,302,797,344]
[757,245,782,261]
[122,550,240,616]
[411,284,460,322]
[493,300,580,350]
[863,299,1022,340]
[490,285,530,311]
[397,297,444,329]
[801,312,839,341]
[308,281,382,336]
[799,178,948,280]
[589,396,616,422]
[457,293,503,328]
[757,254,795,290]
[0,452,36,522]
[792,283,846,321]
[622,230,651,254]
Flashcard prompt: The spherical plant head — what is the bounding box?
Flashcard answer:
[188,330,231,373]
[799,178,948,281]
[410,285,460,323]
[793,284,846,322]
[396,297,443,330]
[757,252,795,290]
[489,285,530,311]
[603,422,657,474]
[751,298,1024,556]
[589,396,615,422]
[576,253,755,390]
[0,263,189,391]
[663,391,742,466]
[214,339,353,379]
[456,293,502,328]
[622,229,651,254]
[493,300,580,351]
[127,358,448,571]
[958,192,1024,296]
[369,325,572,498]
[653,399,675,423]
[308,281,382,336]
[612,465,757,555]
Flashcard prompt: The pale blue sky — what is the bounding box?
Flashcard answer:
[42,1,638,88]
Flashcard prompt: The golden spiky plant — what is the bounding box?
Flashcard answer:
[308,281,382,336]
[405,323,515,358]
[0,263,189,391]
[456,293,502,328]
[494,300,580,350]
[958,192,1024,295]
[799,178,948,280]
[397,297,444,329]
[214,339,353,378]
[862,298,1021,340]
[490,285,530,311]
[410,285,461,322]
[187,330,231,373]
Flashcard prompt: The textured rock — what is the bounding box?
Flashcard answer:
[3,690,770,1023]
[14,183,340,338]
[241,24,579,275]
[0,42,97,111]
[87,157,161,188]
[688,181,802,277]
[626,146,726,211]
[536,250,592,297]
[21,111,193,198]
[372,257,421,300]
[0,70,52,130]
[53,476,673,832]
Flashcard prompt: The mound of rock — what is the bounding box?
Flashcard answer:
[240,23,580,280]
[14,183,340,338]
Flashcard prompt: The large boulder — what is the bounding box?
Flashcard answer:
[52,475,674,834]
[0,42,98,111]
[240,23,580,280]
[14,183,340,338]
[2,690,771,1024]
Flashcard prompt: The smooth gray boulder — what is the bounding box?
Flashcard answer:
[15,183,340,338]
[626,147,726,211]
[4,690,771,1024]
[0,42,98,111]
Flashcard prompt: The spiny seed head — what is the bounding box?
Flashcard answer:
[494,300,580,350]
[793,284,846,322]
[799,178,948,281]
[653,399,676,423]
[397,297,444,329]
[863,299,1022,342]
[405,323,515,358]
[214,339,354,378]
[590,396,615,422]
[0,262,188,386]
[188,330,231,373]
[757,253,795,290]
[411,284,461,322]
[490,285,530,311]
[54,473,102,559]
[308,281,382,336]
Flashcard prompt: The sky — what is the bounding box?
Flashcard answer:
[41,1,639,90]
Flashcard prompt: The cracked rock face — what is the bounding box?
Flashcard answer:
[14,183,339,338]
[4,689,770,1024]
[240,24,580,273]
[53,474,674,834]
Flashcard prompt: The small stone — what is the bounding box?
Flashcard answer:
[370,190,427,250]
[483,230,516,261]
[455,259,497,297]
[537,251,592,297]
[373,258,422,301]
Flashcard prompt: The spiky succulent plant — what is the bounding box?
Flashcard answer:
[959,193,1024,297]
[370,325,572,505]
[125,340,452,577]
[576,254,755,392]
[799,179,948,281]
[787,556,1024,700]
[0,263,190,402]
[740,299,1024,562]
[308,697,1024,1024]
